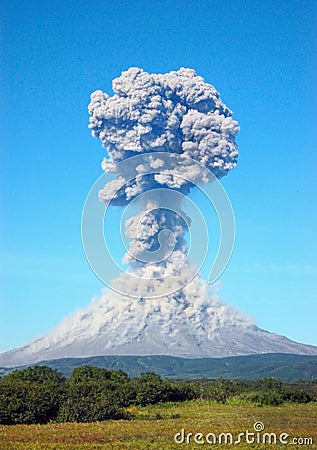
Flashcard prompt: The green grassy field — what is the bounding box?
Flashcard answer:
[0,401,316,449]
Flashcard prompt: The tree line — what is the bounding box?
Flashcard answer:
[0,365,316,425]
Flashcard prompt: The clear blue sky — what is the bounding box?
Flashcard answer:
[1,0,316,353]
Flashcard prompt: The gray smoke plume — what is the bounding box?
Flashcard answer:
[88,67,239,287]
[88,67,239,203]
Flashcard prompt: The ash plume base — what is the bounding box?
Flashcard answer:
[1,277,317,368]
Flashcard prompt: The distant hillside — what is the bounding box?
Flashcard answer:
[1,353,317,382]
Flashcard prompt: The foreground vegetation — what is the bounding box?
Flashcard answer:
[0,402,316,449]
[0,365,316,425]
[1,366,316,448]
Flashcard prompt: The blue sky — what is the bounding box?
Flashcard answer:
[1,0,316,353]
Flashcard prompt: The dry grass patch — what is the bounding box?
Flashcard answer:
[0,401,316,449]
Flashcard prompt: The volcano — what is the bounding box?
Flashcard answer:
[3,68,315,370]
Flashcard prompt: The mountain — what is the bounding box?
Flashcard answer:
[1,292,316,368]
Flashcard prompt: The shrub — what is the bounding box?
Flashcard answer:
[0,381,63,424]
[241,390,283,406]
[57,382,131,422]
[281,388,312,403]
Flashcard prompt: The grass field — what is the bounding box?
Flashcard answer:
[0,401,316,449]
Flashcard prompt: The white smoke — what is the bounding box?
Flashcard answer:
[19,277,254,358]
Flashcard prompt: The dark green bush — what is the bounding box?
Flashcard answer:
[0,381,63,424]
[241,390,284,406]
[281,388,312,403]
[57,382,130,422]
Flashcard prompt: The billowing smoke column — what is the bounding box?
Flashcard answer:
[88,67,239,291]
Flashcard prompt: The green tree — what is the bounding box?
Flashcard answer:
[69,365,112,383]
[69,366,129,384]
[253,378,282,391]
[1,366,65,384]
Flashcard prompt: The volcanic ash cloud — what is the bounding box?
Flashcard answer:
[88,67,239,194]
[88,67,240,295]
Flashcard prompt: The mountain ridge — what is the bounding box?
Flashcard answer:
[1,354,317,382]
